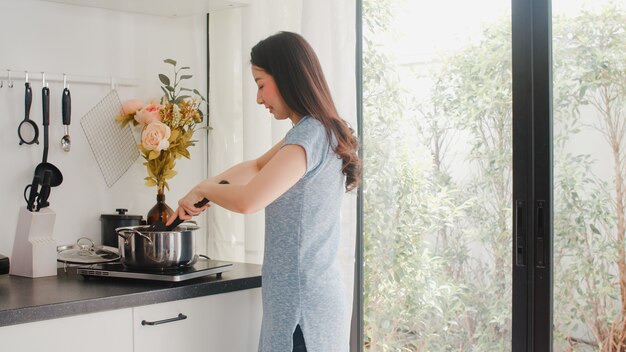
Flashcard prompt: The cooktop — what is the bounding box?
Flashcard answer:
[77,258,233,282]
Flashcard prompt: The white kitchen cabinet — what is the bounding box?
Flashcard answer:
[0,308,134,352]
[0,288,261,352]
[133,288,262,352]
[205,288,263,352]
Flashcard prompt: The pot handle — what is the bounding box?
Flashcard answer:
[116,227,153,244]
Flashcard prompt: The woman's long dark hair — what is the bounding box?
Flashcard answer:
[250,31,361,192]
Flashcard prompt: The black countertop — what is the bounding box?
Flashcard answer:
[0,262,262,327]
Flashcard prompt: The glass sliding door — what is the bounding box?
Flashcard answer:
[552,0,626,350]
[361,0,513,350]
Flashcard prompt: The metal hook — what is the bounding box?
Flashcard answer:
[110,77,115,90]
[63,73,67,89]
[42,72,48,88]
[25,71,29,83]
[7,70,13,88]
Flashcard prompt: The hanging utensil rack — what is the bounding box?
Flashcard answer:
[0,69,138,88]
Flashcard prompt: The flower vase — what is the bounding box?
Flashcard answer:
[146,188,174,226]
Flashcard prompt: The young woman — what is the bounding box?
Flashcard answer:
[167,31,360,352]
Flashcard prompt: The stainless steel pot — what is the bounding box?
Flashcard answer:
[116,223,199,269]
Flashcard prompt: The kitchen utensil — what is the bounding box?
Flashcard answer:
[57,237,119,265]
[61,85,71,152]
[34,86,63,187]
[148,179,230,232]
[18,81,39,145]
[100,208,143,247]
[80,89,139,187]
[147,198,208,232]
[116,223,199,269]
[35,170,52,211]
[23,174,42,211]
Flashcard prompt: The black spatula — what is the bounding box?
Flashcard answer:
[147,180,229,232]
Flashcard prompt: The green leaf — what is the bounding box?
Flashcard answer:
[148,150,160,160]
[158,74,171,86]
[160,86,170,99]
[174,148,188,158]
[170,131,181,143]
[193,89,207,102]
[179,75,193,80]
[589,223,601,235]
[164,59,177,66]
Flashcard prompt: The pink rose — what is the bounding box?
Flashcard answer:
[122,99,144,115]
[141,121,171,151]
[135,102,163,125]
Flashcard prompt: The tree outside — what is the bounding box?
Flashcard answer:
[362,0,626,350]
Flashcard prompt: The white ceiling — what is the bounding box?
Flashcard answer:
[38,0,250,17]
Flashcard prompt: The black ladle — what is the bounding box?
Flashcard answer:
[148,180,229,232]
[34,86,63,187]
[18,82,39,145]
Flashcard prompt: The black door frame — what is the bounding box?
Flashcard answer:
[512,0,553,350]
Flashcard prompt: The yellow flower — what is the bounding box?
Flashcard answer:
[116,58,207,191]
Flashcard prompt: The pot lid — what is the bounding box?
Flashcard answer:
[100,208,143,221]
[57,237,120,264]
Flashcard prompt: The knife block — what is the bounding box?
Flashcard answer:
[10,206,57,278]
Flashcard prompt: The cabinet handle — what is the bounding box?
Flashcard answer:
[141,313,187,326]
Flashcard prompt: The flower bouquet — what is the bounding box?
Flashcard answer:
[116,59,207,222]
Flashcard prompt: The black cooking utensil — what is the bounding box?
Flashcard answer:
[147,180,229,232]
[36,170,52,211]
[34,86,63,187]
[18,82,39,145]
[61,87,71,152]
[163,198,210,231]
[23,174,42,212]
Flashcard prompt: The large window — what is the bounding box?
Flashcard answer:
[362,0,512,350]
[360,0,626,351]
[552,0,626,350]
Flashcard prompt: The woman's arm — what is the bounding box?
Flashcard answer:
[207,138,285,185]
[167,139,306,222]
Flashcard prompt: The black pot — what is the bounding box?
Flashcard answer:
[100,209,143,247]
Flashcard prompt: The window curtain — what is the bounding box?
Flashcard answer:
[207,0,357,333]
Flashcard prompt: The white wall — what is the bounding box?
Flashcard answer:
[0,0,210,256]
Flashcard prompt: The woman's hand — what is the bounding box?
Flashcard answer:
[165,187,211,225]
[165,180,229,226]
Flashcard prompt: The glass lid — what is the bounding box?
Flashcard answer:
[57,237,119,264]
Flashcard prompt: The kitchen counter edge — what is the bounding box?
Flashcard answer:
[0,262,262,327]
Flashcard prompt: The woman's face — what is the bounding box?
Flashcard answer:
[251,65,294,122]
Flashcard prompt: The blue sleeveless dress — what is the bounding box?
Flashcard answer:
[259,115,348,351]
